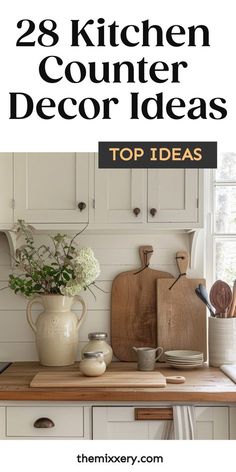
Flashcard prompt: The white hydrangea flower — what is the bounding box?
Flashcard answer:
[74,247,100,286]
[61,247,100,296]
[61,280,83,297]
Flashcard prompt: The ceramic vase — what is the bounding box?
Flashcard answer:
[26,294,87,366]
[209,317,236,367]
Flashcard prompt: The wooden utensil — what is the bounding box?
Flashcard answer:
[165,375,185,384]
[210,280,232,317]
[228,280,236,317]
[30,370,167,388]
[157,251,207,360]
[111,246,174,361]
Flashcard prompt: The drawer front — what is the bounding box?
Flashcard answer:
[6,406,84,437]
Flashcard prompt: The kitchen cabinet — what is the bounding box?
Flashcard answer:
[92,406,229,440]
[0,154,13,227]
[1,153,203,229]
[147,169,199,223]
[0,407,5,438]
[0,403,91,439]
[0,403,231,440]
[229,407,236,439]
[94,167,147,223]
[94,158,202,228]
[14,153,89,224]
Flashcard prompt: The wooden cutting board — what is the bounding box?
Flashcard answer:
[157,251,207,360]
[111,246,174,361]
[30,370,167,388]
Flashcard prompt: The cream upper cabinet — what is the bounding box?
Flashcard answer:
[95,156,202,227]
[14,153,89,224]
[147,169,199,223]
[0,153,13,227]
[94,166,147,223]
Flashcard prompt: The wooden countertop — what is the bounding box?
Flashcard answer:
[0,362,236,402]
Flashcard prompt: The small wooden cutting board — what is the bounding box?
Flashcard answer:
[157,251,207,360]
[111,246,174,361]
[30,370,167,388]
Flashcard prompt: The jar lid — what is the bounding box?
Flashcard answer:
[83,351,104,359]
[88,332,107,340]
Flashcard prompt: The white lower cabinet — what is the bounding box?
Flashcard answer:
[0,407,5,438]
[1,404,91,439]
[229,407,236,439]
[0,404,232,439]
[92,406,229,440]
[195,406,228,440]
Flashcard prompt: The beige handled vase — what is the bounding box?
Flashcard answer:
[26,294,87,366]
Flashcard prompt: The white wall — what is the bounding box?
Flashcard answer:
[0,230,202,361]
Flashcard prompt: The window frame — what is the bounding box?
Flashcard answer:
[206,163,236,286]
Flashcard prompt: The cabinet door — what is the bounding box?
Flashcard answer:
[195,407,228,439]
[93,407,167,439]
[0,153,13,226]
[14,153,89,223]
[93,406,229,440]
[229,407,236,439]
[148,169,199,223]
[0,407,5,438]
[94,160,146,224]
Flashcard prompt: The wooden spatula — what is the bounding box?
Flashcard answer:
[228,280,236,317]
[210,280,232,317]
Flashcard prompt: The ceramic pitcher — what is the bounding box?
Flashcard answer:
[132,346,163,371]
[26,294,87,366]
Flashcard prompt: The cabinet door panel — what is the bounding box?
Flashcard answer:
[95,159,146,223]
[93,406,229,440]
[195,406,228,439]
[148,169,198,223]
[0,153,13,225]
[93,406,166,439]
[229,407,236,439]
[0,407,5,438]
[6,406,84,438]
[14,153,89,223]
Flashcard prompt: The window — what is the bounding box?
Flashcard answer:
[212,153,236,286]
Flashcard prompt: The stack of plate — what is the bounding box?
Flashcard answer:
[164,350,204,369]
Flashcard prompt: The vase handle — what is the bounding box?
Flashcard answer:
[26,296,44,334]
[73,295,87,331]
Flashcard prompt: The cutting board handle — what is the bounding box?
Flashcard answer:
[176,251,189,275]
[139,246,153,267]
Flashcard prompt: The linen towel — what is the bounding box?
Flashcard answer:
[220,364,236,383]
[162,406,196,440]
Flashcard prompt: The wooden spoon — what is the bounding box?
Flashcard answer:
[228,280,236,317]
[210,280,232,317]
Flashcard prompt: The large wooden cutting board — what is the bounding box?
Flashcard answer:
[30,370,167,388]
[157,251,207,360]
[111,246,174,361]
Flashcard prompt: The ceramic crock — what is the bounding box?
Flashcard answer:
[209,317,236,367]
[80,351,106,376]
[81,332,113,366]
[26,294,87,366]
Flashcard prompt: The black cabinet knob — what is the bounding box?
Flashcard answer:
[133,208,141,216]
[150,208,157,217]
[78,202,86,211]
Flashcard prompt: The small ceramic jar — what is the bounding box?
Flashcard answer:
[81,332,113,366]
[79,351,106,377]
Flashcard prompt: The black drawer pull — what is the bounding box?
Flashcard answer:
[33,417,55,428]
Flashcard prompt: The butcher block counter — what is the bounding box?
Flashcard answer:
[0,361,236,402]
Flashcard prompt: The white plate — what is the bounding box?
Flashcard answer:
[166,363,203,370]
[165,359,203,365]
[165,350,203,358]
